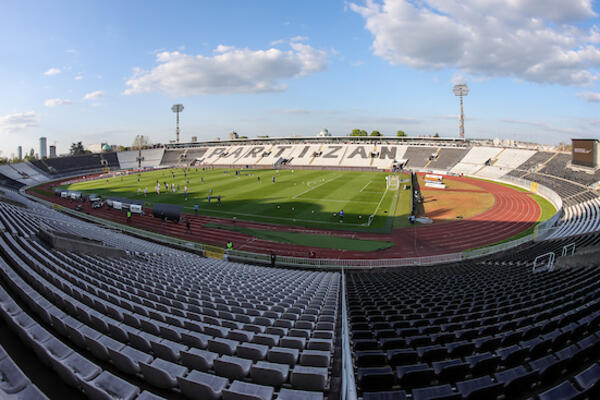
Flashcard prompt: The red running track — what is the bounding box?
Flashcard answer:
[31,174,540,260]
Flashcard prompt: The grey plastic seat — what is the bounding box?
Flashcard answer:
[306,339,332,352]
[136,391,168,400]
[139,358,188,389]
[237,343,268,361]
[253,334,280,347]
[177,370,228,400]
[280,336,306,350]
[300,350,330,367]
[223,380,274,400]
[50,352,101,387]
[108,346,153,375]
[250,361,290,387]
[181,330,210,349]
[0,357,29,394]
[86,335,125,362]
[37,338,73,366]
[81,371,140,400]
[214,355,253,380]
[276,388,324,400]
[290,366,328,391]
[67,323,101,350]
[150,338,187,362]
[208,337,239,355]
[268,347,299,366]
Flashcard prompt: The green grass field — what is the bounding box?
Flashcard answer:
[61,168,412,232]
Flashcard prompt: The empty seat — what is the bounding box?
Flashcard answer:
[108,346,153,375]
[276,388,324,400]
[411,384,460,400]
[456,375,502,400]
[574,363,600,396]
[299,350,330,367]
[50,352,101,388]
[494,366,537,397]
[139,358,188,389]
[177,370,228,400]
[81,371,140,400]
[395,364,435,389]
[223,380,274,400]
[237,343,268,361]
[268,347,299,366]
[214,355,252,380]
[290,366,328,391]
[180,348,218,372]
[250,361,290,387]
[0,357,29,394]
[538,381,582,400]
[357,367,395,392]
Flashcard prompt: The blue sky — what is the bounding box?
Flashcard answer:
[1,0,599,157]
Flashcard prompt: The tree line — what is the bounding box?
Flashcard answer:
[349,129,406,137]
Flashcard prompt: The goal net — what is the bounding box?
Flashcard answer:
[386,175,400,190]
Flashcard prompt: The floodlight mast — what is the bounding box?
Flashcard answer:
[453,84,469,139]
[171,104,184,143]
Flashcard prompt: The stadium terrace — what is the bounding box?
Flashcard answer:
[0,136,598,400]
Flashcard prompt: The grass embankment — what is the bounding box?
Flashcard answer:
[203,223,394,252]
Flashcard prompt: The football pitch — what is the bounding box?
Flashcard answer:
[61,168,412,232]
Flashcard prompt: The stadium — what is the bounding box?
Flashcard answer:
[3,1,600,400]
[0,134,599,400]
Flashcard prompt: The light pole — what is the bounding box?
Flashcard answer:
[171,104,184,143]
[453,84,469,138]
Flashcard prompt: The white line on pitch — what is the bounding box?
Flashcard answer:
[292,174,342,199]
[360,181,372,192]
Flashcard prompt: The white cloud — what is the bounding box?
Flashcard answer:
[351,0,600,86]
[290,36,309,42]
[43,68,61,76]
[0,112,40,133]
[83,90,105,100]
[74,73,83,80]
[44,98,72,107]
[270,39,286,46]
[577,92,600,102]
[124,43,328,96]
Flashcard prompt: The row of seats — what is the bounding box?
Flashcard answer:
[0,208,338,400]
[346,256,600,399]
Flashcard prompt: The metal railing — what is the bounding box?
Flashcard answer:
[340,268,358,400]
[562,243,576,257]
[533,252,555,272]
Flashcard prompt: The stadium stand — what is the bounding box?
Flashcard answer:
[4,137,600,399]
[425,147,469,171]
[160,150,184,167]
[403,147,438,169]
[347,259,600,399]
[539,153,600,187]
[451,147,503,176]
[0,188,339,400]
[30,153,119,177]
[118,149,164,170]
[547,197,600,239]
[475,149,536,179]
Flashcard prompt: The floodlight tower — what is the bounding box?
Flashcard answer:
[453,84,469,138]
[171,104,184,143]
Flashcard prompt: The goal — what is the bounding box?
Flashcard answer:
[386,175,400,190]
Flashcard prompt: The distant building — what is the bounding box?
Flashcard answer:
[49,145,57,158]
[17,146,22,160]
[191,136,198,142]
[39,137,47,158]
[87,143,111,153]
[229,131,239,140]
[318,128,331,137]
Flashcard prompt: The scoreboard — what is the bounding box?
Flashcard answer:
[572,139,599,168]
